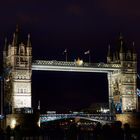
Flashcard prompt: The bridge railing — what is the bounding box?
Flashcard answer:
[32,60,121,69]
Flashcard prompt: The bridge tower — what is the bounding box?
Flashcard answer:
[3,26,32,114]
[107,35,137,113]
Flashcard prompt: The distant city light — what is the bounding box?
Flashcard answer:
[100,107,110,113]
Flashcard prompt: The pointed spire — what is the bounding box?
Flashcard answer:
[27,34,31,47]
[4,37,7,51]
[12,25,20,46]
[12,33,16,46]
[132,41,136,54]
[119,32,123,40]
[120,40,123,53]
[132,41,135,46]
[16,24,19,33]
[107,44,111,57]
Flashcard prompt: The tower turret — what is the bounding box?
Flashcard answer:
[3,38,7,57]
[119,40,125,62]
[12,25,20,47]
[26,34,32,56]
[113,53,116,62]
[107,44,111,63]
[3,38,8,67]
[118,33,126,62]
[3,26,32,114]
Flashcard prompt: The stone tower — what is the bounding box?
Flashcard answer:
[3,26,32,114]
[107,35,137,113]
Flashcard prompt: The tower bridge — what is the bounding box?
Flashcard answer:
[1,27,138,117]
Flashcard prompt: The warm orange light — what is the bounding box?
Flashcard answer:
[10,119,16,129]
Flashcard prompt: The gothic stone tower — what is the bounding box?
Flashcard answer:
[107,35,137,113]
[3,26,32,113]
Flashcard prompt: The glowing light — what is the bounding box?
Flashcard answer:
[11,119,16,129]
[100,107,110,113]
[76,58,83,66]
[137,88,140,96]
[37,118,40,127]
[6,78,10,82]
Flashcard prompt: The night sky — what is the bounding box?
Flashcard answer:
[0,0,140,113]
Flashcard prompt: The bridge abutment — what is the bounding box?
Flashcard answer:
[116,113,140,128]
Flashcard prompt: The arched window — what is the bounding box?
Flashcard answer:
[19,43,25,56]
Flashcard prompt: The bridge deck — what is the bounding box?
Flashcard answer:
[32,60,121,73]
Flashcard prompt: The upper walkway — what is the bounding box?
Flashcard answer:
[32,60,122,73]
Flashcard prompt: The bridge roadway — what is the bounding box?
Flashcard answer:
[40,113,116,124]
[32,60,122,73]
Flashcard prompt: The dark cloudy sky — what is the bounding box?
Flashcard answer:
[0,0,140,113]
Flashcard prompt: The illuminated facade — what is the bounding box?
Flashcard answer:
[3,26,32,113]
[107,36,137,113]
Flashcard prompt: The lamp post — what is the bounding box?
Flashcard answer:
[63,49,68,62]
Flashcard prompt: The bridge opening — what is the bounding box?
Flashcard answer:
[32,71,108,113]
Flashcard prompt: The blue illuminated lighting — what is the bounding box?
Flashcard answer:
[137,88,140,96]
[0,115,4,120]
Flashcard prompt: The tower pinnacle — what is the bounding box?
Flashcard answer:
[12,25,20,46]
[27,34,31,47]
[4,37,7,51]
[107,44,111,57]
[132,41,136,54]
